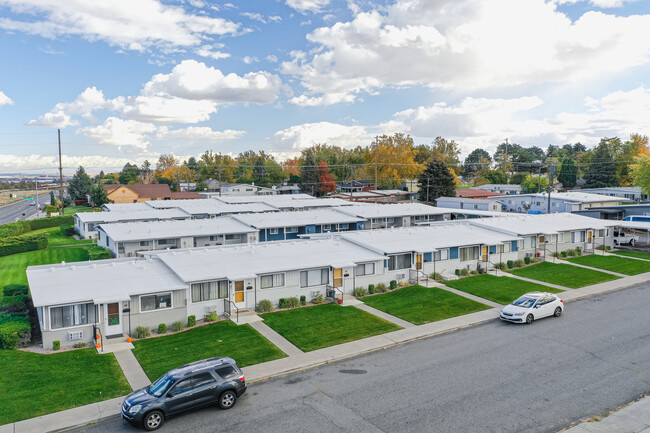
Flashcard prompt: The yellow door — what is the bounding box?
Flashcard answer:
[333,268,343,288]
[416,254,423,270]
[234,281,244,303]
[481,246,488,262]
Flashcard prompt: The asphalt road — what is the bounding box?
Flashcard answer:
[0,196,49,225]
[73,284,650,433]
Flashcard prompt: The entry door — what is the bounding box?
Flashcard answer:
[481,246,488,262]
[333,268,343,287]
[415,254,423,270]
[104,302,123,336]
[234,281,245,308]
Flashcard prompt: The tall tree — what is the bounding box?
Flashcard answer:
[318,161,337,195]
[462,148,491,175]
[583,139,618,188]
[417,160,456,203]
[67,166,94,201]
[366,133,422,188]
[300,152,319,195]
[557,157,577,188]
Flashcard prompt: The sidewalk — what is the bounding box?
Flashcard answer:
[3,269,650,433]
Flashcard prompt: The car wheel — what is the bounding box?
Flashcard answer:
[554,307,562,317]
[525,314,534,324]
[143,410,164,431]
[219,390,237,410]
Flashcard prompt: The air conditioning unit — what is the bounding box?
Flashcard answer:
[68,331,83,341]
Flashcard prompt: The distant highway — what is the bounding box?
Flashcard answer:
[0,196,50,226]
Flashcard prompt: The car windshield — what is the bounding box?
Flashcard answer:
[512,296,536,308]
[148,374,174,397]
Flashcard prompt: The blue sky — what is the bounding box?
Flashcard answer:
[1,0,650,175]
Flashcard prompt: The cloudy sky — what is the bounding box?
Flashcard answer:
[1,0,650,174]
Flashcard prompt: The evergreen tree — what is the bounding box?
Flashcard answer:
[557,157,577,188]
[90,184,109,207]
[300,153,319,195]
[418,160,456,203]
[583,141,618,188]
[66,166,94,201]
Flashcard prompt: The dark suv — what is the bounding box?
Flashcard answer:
[121,357,246,431]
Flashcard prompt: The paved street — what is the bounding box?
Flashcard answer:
[72,283,650,433]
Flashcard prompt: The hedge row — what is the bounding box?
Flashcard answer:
[0,284,32,349]
[0,215,74,237]
[0,232,48,258]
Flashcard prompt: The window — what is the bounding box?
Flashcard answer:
[269,228,279,235]
[261,273,285,289]
[141,293,172,311]
[286,227,298,233]
[323,224,331,231]
[191,281,228,302]
[459,246,479,261]
[355,263,375,276]
[388,253,411,270]
[300,268,329,287]
[215,365,239,380]
[50,303,95,329]
[139,240,150,246]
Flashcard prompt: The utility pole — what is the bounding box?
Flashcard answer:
[58,129,65,215]
[374,135,379,189]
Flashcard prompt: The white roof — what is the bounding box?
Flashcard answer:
[231,209,364,228]
[337,203,450,218]
[511,192,632,203]
[75,208,190,224]
[27,258,187,307]
[326,225,520,254]
[468,213,618,236]
[145,238,386,282]
[214,193,315,204]
[98,217,256,242]
[103,202,152,212]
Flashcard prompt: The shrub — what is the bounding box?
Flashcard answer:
[171,321,184,332]
[300,295,307,306]
[0,319,31,349]
[311,295,325,304]
[60,224,75,237]
[506,260,514,269]
[469,270,479,275]
[158,323,167,334]
[52,340,61,351]
[455,269,460,276]
[561,251,568,258]
[256,299,274,313]
[284,297,301,308]
[135,325,151,339]
[389,280,398,290]
[524,256,531,265]
[86,245,112,261]
[187,315,196,327]
[368,284,375,294]
[430,272,442,280]
[354,287,369,297]
[459,268,470,276]
[73,342,86,348]
[278,298,287,309]
[204,311,219,321]
[514,260,525,268]
[375,283,387,293]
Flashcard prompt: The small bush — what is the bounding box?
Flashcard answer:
[52,340,61,350]
[368,284,375,293]
[455,269,460,276]
[187,315,196,327]
[389,280,398,290]
[60,224,75,237]
[506,260,514,269]
[300,295,307,306]
[354,287,369,297]
[514,260,525,268]
[430,272,442,280]
[135,325,151,339]
[375,283,387,293]
[257,299,274,313]
[205,311,219,321]
[278,298,287,309]
[524,256,531,265]
[459,268,470,276]
[158,323,167,334]
[311,295,325,304]
[285,297,301,308]
[171,321,184,332]
[469,270,479,275]
[73,342,86,348]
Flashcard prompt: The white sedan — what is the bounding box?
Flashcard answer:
[500,292,563,324]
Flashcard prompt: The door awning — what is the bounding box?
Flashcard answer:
[93,294,131,304]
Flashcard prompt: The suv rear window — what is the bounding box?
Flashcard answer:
[215,365,238,380]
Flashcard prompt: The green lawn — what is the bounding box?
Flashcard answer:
[260,304,401,352]
[612,250,650,260]
[566,254,650,276]
[508,261,620,288]
[0,349,131,425]
[0,247,90,288]
[361,285,491,325]
[444,274,562,305]
[132,321,286,381]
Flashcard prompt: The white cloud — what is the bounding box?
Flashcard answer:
[28,87,122,128]
[285,0,330,14]
[0,91,14,106]
[283,0,650,106]
[78,117,158,149]
[0,0,240,52]
[271,121,371,152]
[157,126,246,140]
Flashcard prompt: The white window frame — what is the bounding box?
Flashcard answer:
[139,292,173,313]
[260,273,286,289]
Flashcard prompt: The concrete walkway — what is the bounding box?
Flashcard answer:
[354,303,416,328]
[113,349,151,391]
[249,321,303,357]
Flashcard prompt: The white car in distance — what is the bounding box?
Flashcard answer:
[500,292,563,324]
